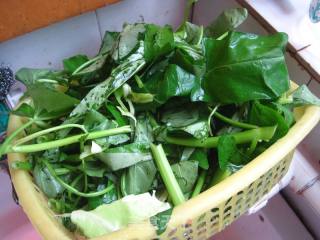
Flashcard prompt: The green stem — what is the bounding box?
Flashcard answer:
[191,170,207,198]
[150,144,185,206]
[105,104,127,127]
[15,124,87,146]
[68,174,83,200]
[37,79,59,84]
[247,137,258,155]
[8,125,131,154]
[43,160,114,198]
[120,173,128,196]
[134,75,144,88]
[165,126,277,148]
[72,55,102,76]
[213,111,258,129]
[55,168,71,175]
[216,32,228,40]
[208,105,219,136]
[0,119,34,156]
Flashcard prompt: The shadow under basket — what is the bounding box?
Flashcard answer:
[7,82,320,240]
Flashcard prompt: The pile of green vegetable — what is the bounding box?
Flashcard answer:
[1,7,320,238]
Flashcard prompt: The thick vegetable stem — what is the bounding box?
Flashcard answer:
[165,126,277,148]
[191,170,207,197]
[150,144,185,206]
[0,119,34,157]
[7,125,131,154]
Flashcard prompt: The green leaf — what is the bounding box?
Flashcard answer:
[217,135,237,170]
[71,192,170,238]
[79,162,106,177]
[11,161,32,170]
[175,22,203,46]
[27,85,79,114]
[112,23,145,61]
[63,55,89,73]
[83,110,129,147]
[15,68,66,87]
[203,32,290,104]
[11,103,35,118]
[69,41,145,117]
[173,43,205,77]
[189,148,209,170]
[168,121,209,139]
[271,102,295,127]
[171,160,198,193]
[180,147,195,161]
[71,55,108,77]
[98,143,151,171]
[150,208,173,235]
[88,182,117,210]
[161,105,200,128]
[134,113,154,143]
[33,163,64,198]
[205,8,248,38]
[161,104,210,139]
[291,84,320,106]
[121,160,157,195]
[99,31,119,55]
[144,24,174,61]
[249,101,289,142]
[143,64,196,105]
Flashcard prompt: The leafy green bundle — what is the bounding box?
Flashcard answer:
[2,7,320,238]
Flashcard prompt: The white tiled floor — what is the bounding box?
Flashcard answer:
[96,0,186,33]
[0,12,101,72]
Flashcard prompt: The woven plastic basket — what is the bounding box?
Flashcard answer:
[7,82,320,240]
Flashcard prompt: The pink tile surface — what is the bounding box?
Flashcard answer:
[0,172,40,240]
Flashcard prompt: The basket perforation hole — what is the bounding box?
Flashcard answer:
[225,197,232,205]
[210,223,218,229]
[167,228,177,237]
[184,223,192,228]
[197,228,207,236]
[197,221,206,230]
[197,213,206,223]
[237,191,243,196]
[224,213,231,219]
[183,229,193,237]
[224,206,232,213]
[224,219,231,226]
[210,215,219,223]
[211,208,219,213]
[236,198,242,205]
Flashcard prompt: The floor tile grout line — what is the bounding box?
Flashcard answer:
[95,10,103,41]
